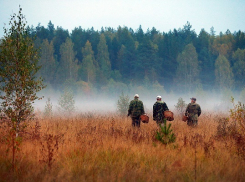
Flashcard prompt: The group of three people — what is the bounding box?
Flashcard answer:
[127,94,201,127]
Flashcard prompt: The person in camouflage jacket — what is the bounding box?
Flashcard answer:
[185,97,201,126]
[153,96,169,125]
[127,94,145,127]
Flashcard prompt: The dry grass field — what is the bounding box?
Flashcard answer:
[0,111,245,182]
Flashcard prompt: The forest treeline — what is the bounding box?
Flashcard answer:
[7,21,245,97]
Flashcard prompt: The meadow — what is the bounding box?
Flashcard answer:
[0,110,245,182]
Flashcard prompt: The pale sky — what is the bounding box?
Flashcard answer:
[0,0,245,38]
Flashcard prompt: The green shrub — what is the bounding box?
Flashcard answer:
[44,98,53,118]
[155,119,176,144]
[230,97,245,134]
[117,92,130,116]
[174,97,187,115]
[58,88,75,116]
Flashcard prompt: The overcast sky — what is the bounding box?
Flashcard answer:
[0,0,245,38]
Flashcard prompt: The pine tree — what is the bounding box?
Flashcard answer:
[155,119,176,145]
[232,48,245,90]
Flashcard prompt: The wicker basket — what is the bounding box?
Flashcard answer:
[182,115,188,122]
[140,114,149,123]
[164,111,174,121]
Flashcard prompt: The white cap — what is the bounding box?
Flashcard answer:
[134,94,139,98]
[156,95,161,99]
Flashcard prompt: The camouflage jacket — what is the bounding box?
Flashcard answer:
[153,101,169,121]
[128,98,145,118]
[185,103,201,121]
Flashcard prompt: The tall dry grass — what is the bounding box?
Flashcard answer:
[0,111,245,182]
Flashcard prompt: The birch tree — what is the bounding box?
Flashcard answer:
[0,6,45,169]
[81,41,98,83]
[56,37,78,83]
[97,33,111,79]
[39,39,56,84]
[215,54,234,90]
[175,43,200,93]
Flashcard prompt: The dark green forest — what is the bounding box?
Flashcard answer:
[4,21,245,97]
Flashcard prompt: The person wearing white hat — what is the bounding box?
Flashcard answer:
[127,94,145,127]
[153,95,169,125]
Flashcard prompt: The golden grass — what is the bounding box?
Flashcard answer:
[0,112,245,182]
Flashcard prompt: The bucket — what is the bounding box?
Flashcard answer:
[140,114,149,123]
[182,115,188,122]
[164,111,174,121]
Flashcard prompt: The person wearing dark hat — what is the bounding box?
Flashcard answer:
[185,97,201,126]
[153,95,169,125]
[127,94,145,127]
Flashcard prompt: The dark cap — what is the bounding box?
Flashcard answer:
[190,97,196,101]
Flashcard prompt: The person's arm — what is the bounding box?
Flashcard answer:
[198,105,201,117]
[141,101,145,114]
[185,104,190,116]
[127,101,132,116]
[163,102,169,111]
[153,103,156,117]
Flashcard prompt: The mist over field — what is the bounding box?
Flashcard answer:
[34,86,244,116]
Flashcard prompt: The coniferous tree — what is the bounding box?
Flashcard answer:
[35,23,49,41]
[111,36,120,70]
[135,25,144,42]
[52,26,69,61]
[234,30,245,50]
[117,27,136,82]
[87,27,100,56]
[158,30,180,88]
[26,20,245,93]
[47,21,55,42]
[232,48,245,90]
[195,29,215,89]
[71,26,87,63]
[135,37,159,82]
